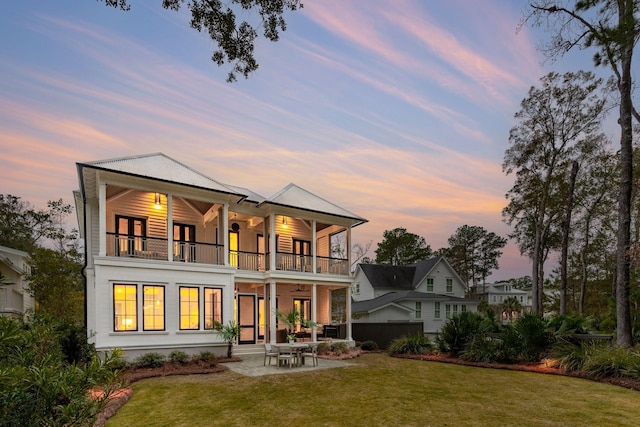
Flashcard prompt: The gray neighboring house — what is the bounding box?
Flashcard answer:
[351,256,478,334]
[0,245,34,319]
[475,282,532,320]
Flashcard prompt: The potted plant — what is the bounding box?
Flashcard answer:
[275,309,316,342]
[213,320,240,358]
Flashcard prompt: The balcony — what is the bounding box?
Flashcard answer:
[106,233,224,265]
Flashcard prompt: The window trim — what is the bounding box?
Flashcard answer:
[143,285,165,331]
[426,277,434,293]
[446,278,453,293]
[179,286,200,330]
[204,287,223,330]
[113,283,138,332]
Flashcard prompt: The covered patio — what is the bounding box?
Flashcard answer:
[234,281,351,345]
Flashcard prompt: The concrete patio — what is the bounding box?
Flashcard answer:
[222,346,355,377]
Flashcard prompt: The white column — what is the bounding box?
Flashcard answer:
[346,285,352,342]
[269,280,277,344]
[222,204,229,266]
[312,220,317,274]
[98,182,106,257]
[269,215,276,271]
[312,283,317,342]
[167,194,173,262]
[347,226,352,274]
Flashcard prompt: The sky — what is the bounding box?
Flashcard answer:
[0,0,603,281]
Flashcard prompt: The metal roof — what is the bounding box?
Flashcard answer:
[76,153,367,225]
[260,183,367,224]
[78,153,243,196]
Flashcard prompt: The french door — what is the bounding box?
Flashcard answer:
[237,294,256,344]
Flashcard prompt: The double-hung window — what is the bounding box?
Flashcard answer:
[434,302,441,319]
[426,278,434,292]
[415,301,422,318]
[446,278,453,293]
[143,285,165,331]
[114,284,137,331]
[204,288,223,329]
[180,286,200,330]
[445,304,451,319]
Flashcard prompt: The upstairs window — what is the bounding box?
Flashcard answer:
[446,278,453,293]
[426,278,434,292]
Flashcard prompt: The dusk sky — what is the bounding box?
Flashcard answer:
[1,1,609,281]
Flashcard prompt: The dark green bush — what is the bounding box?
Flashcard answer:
[0,316,121,427]
[388,333,434,355]
[196,351,217,363]
[359,340,379,351]
[460,334,499,363]
[169,350,189,365]
[136,352,166,368]
[512,313,552,362]
[437,312,484,356]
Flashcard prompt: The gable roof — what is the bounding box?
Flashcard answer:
[259,183,367,225]
[352,290,470,314]
[77,153,244,197]
[359,256,447,290]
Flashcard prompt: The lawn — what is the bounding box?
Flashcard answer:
[107,353,640,426]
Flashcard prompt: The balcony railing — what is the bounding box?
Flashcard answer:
[230,250,265,271]
[106,234,348,274]
[106,233,223,265]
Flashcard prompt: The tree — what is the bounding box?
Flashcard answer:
[500,296,523,322]
[101,0,303,82]
[374,227,433,265]
[503,71,607,315]
[445,225,507,291]
[0,194,58,253]
[0,195,85,324]
[526,0,640,348]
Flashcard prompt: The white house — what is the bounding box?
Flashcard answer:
[0,245,34,318]
[475,282,532,320]
[351,257,478,334]
[74,153,367,359]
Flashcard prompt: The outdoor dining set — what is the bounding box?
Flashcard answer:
[263,342,319,368]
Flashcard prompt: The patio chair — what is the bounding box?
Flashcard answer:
[264,343,278,366]
[276,345,296,368]
[301,343,318,367]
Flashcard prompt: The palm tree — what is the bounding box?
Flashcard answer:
[500,297,522,322]
[213,320,240,358]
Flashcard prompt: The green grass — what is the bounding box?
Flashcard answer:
[108,353,640,427]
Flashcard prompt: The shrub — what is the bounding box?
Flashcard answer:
[579,344,640,378]
[331,342,348,354]
[0,316,122,427]
[136,352,166,368]
[512,313,552,362]
[460,334,499,363]
[359,340,379,351]
[437,312,484,356]
[169,350,189,365]
[316,342,331,354]
[196,351,217,363]
[388,333,434,355]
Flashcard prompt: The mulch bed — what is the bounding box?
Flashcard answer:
[395,353,640,392]
[93,357,240,427]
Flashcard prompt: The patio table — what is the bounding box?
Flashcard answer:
[273,342,312,367]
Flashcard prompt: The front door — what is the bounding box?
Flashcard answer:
[237,294,256,344]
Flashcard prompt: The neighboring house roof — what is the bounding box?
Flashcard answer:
[359,256,451,290]
[352,290,470,314]
[0,246,28,275]
[259,183,368,225]
[359,264,415,290]
[476,284,529,295]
